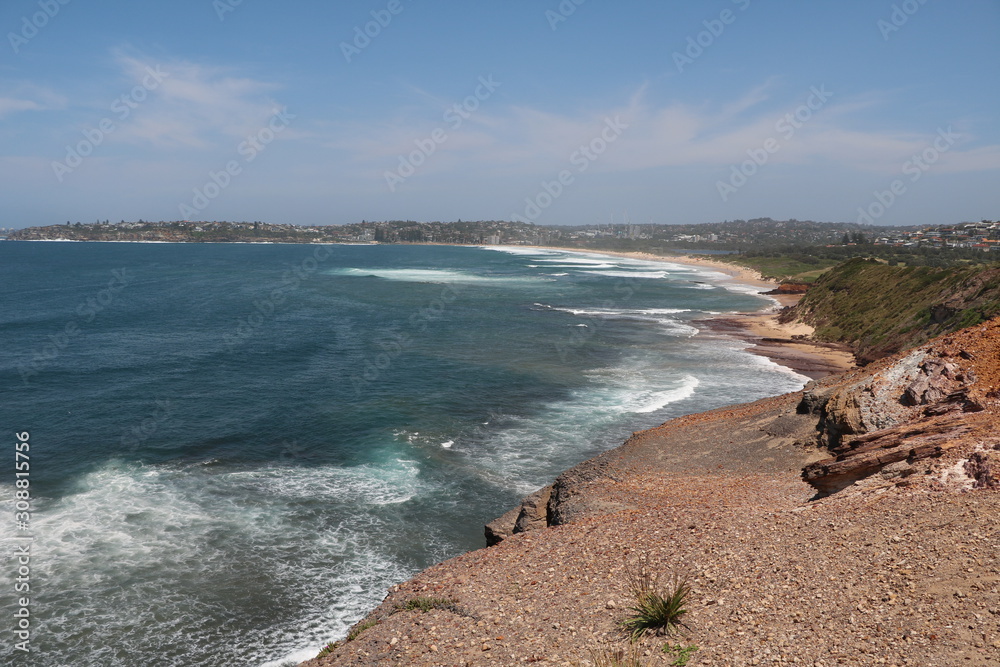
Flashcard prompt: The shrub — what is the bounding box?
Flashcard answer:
[314,618,379,659]
[345,618,378,641]
[394,596,459,614]
[662,642,699,666]
[620,555,690,641]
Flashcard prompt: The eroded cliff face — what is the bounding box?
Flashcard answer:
[487,317,1000,543]
[800,318,999,496]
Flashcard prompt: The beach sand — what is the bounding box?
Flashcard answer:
[534,247,857,379]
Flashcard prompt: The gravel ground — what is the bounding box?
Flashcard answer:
[302,473,998,666]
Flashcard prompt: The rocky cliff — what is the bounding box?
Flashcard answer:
[301,318,1000,666]
[486,318,1000,548]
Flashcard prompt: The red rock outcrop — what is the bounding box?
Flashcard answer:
[764,282,810,295]
[800,318,998,495]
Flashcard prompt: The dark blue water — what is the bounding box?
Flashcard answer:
[0,242,807,666]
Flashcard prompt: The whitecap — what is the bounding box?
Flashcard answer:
[629,376,701,413]
[0,457,428,666]
[580,270,670,279]
[325,267,551,286]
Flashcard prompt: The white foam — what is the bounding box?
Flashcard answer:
[247,459,424,505]
[581,270,670,279]
[0,458,428,666]
[536,262,618,269]
[480,245,562,257]
[259,647,321,667]
[456,366,704,495]
[326,267,471,283]
[479,248,772,302]
[326,267,547,285]
[538,305,698,336]
[547,306,692,316]
[717,281,781,307]
[630,376,700,413]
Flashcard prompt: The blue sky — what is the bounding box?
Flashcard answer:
[2,0,998,228]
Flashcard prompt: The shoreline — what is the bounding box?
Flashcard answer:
[299,244,856,664]
[296,245,996,666]
[303,317,1000,666]
[524,245,856,379]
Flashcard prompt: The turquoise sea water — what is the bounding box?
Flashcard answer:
[1,242,807,666]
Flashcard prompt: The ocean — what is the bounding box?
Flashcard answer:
[0,242,808,666]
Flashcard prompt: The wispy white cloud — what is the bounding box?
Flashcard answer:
[333,81,1000,182]
[109,51,288,149]
[0,97,44,117]
[0,84,66,118]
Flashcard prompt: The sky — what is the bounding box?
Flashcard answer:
[1,0,998,229]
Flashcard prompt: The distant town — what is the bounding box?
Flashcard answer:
[4,217,999,252]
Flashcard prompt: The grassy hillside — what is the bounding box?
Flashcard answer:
[713,254,841,283]
[783,258,1000,363]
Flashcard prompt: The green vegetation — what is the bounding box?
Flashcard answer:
[735,242,999,270]
[620,556,690,641]
[713,253,841,283]
[314,618,379,658]
[345,618,379,641]
[786,258,1000,363]
[7,219,540,245]
[662,643,699,666]
[394,596,460,614]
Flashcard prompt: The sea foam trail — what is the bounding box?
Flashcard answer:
[1,459,430,666]
[325,267,545,284]
[536,305,700,336]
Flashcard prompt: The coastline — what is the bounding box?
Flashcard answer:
[304,315,1000,666]
[526,246,856,380]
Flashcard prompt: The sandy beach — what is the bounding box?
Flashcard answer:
[534,246,857,379]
